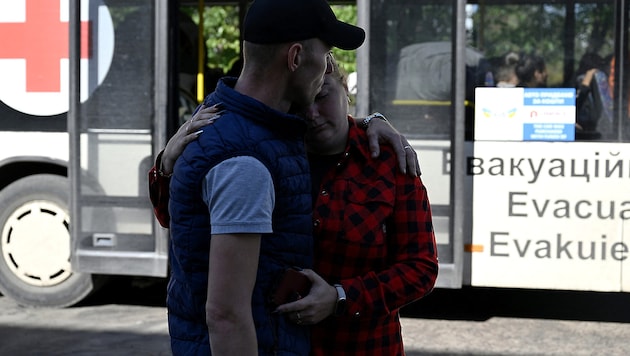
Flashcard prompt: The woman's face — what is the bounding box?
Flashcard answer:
[534,67,548,87]
[303,71,349,155]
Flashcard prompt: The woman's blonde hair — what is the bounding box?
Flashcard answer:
[326,53,349,93]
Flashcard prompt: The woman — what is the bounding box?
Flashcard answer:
[494,51,520,88]
[575,53,611,139]
[150,57,438,355]
[515,52,548,88]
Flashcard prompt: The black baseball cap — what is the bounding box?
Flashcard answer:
[243,0,366,50]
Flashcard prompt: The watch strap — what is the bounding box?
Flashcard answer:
[333,284,347,317]
[359,112,388,130]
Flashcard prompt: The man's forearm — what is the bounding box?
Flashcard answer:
[207,233,261,354]
[207,312,257,355]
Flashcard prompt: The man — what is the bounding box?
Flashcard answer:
[166,0,365,355]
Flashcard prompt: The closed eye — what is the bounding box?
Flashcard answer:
[315,92,329,101]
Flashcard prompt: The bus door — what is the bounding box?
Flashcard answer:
[466,0,629,293]
[356,0,471,288]
[68,0,174,280]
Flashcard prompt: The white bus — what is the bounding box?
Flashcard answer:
[0,0,176,307]
[0,0,627,308]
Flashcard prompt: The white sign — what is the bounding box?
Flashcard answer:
[475,87,576,141]
[470,141,630,292]
[0,0,114,116]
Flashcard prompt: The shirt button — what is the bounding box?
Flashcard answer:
[321,190,328,196]
[313,219,320,227]
[354,312,361,317]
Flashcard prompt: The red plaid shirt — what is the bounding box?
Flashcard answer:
[310,118,438,356]
[148,118,438,355]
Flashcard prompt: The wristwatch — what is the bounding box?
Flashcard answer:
[359,112,388,130]
[333,284,347,317]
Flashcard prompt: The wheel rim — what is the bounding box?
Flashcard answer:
[1,200,72,287]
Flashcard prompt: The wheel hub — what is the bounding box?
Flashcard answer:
[1,200,72,287]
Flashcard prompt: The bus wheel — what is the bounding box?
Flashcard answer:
[0,174,99,307]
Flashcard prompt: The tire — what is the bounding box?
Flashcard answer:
[0,174,98,307]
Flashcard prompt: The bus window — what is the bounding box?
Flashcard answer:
[361,1,462,287]
[367,1,463,141]
[467,1,620,142]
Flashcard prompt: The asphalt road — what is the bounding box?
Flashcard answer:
[0,277,629,356]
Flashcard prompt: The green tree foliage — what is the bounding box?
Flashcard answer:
[181,5,241,74]
[330,5,358,74]
[182,2,615,88]
[181,4,358,75]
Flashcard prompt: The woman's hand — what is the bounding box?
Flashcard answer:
[366,116,420,176]
[160,104,223,175]
[274,269,338,325]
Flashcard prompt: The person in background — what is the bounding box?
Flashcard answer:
[494,51,520,88]
[515,52,548,88]
[575,52,613,139]
[152,55,438,356]
[164,0,365,354]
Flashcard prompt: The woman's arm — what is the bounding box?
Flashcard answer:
[359,113,420,177]
[148,151,171,228]
[162,104,223,175]
[148,104,223,227]
[150,108,419,228]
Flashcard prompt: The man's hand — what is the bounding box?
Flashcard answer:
[366,115,421,176]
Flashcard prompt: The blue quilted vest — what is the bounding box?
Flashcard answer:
[167,78,313,355]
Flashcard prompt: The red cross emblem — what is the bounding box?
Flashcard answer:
[0,0,114,116]
[0,0,91,93]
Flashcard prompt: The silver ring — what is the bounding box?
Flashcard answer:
[404,145,412,150]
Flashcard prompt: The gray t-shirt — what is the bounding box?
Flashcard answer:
[202,156,275,235]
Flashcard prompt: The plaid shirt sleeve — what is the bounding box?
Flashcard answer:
[148,150,171,228]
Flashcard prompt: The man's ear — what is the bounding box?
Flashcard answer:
[287,43,303,72]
